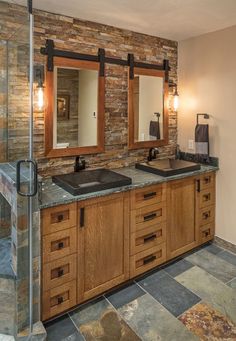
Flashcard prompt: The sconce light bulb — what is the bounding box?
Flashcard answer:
[173,94,179,111]
[37,86,44,110]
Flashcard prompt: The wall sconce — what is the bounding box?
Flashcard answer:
[34,65,45,111]
[169,81,179,112]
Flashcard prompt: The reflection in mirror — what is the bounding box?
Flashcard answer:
[54,67,98,149]
[133,75,164,142]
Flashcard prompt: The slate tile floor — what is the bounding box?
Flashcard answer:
[44,243,236,341]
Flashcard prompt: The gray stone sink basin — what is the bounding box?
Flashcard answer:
[52,169,132,195]
[135,159,201,177]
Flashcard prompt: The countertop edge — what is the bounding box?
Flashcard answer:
[39,165,219,210]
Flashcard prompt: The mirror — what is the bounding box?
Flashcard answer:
[128,67,169,149]
[45,57,105,157]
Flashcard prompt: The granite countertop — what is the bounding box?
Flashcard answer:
[39,164,218,209]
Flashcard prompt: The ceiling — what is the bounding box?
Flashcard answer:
[6,0,236,41]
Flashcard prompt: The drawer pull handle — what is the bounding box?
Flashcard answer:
[204,230,210,237]
[80,208,85,228]
[57,296,64,305]
[57,241,64,250]
[203,212,210,220]
[144,213,157,221]
[143,192,156,200]
[204,177,211,184]
[143,254,156,265]
[196,179,201,192]
[58,268,64,277]
[203,194,210,201]
[144,234,157,243]
[57,214,64,222]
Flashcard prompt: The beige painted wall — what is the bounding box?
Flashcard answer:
[178,25,236,245]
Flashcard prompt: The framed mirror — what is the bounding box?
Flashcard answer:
[45,57,105,157]
[128,67,169,149]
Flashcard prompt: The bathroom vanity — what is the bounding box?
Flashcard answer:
[40,166,216,321]
[39,42,217,321]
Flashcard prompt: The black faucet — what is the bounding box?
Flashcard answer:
[74,156,86,172]
[147,148,159,162]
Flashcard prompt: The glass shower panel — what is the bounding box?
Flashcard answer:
[0,1,35,339]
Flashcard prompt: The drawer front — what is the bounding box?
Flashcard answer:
[200,223,215,243]
[130,223,166,255]
[43,254,77,291]
[131,203,166,232]
[200,172,215,190]
[130,243,166,278]
[199,187,215,208]
[43,227,77,264]
[42,203,77,236]
[131,184,166,209]
[199,205,215,226]
[42,280,76,321]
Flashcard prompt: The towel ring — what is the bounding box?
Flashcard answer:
[197,113,210,125]
[154,112,160,122]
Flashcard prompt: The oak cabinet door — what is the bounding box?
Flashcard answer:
[167,177,198,259]
[78,193,129,302]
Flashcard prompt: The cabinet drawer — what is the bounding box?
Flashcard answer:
[42,203,77,236]
[200,223,215,243]
[43,254,77,291]
[131,203,166,232]
[200,172,215,190]
[199,206,215,226]
[130,184,166,209]
[42,280,76,321]
[130,243,166,278]
[199,187,215,208]
[43,227,77,264]
[130,223,166,255]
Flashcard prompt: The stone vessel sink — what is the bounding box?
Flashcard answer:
[135,159,201,177]
[52,169,132,195]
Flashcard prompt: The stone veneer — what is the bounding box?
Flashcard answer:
[0,2,178,177]
[0,164,40,337]
[33,10,178,177]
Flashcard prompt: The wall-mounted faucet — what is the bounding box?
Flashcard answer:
[74,156,86,172]
[147,148,159,162]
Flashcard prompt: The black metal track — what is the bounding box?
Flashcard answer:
[40,39,170,77]
[28,0,32,14]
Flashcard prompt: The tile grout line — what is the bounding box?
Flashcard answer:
[68,312,86,341]
[184,252,236,290]
[134,269,202,310]
[134,281,200,339]
[103,294,143,340]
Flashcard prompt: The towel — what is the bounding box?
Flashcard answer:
[149,121,160,139]
[195,124,209,155]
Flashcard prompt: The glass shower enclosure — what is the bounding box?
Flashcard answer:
[0,0,38,339]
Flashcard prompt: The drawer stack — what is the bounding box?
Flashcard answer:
[41,203,77,320]
[130,184,167,277]
[198,172,215,244]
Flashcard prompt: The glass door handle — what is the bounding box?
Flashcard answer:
[16,159,38,197]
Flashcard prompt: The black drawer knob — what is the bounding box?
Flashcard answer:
[57,214,64,222]
[57,296,64,305]
[58,268,64,277]
[58,242,64,249]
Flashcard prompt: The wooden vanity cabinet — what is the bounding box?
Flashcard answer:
[129,183,167,277]
[77,192,130,302]
[41,171,215,321]
[166,176,199,259]
[166,172,215,259]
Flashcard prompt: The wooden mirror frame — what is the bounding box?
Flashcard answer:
[45,57,105,157]
[128,67,169,150]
